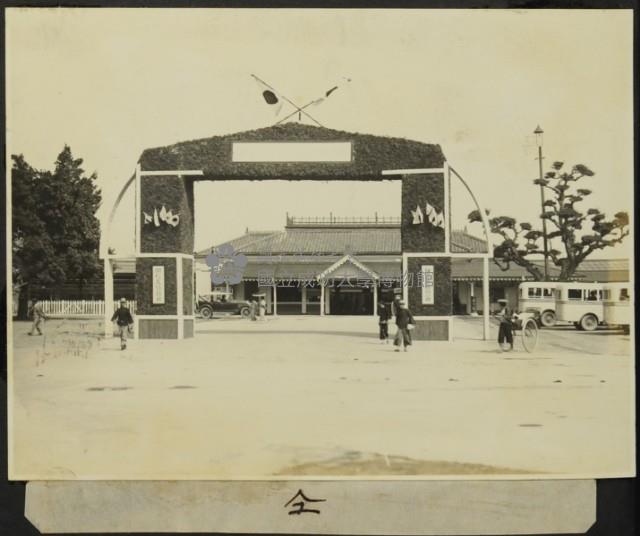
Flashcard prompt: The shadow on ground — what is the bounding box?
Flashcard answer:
[196,329,378,339]
[275,450,537,476]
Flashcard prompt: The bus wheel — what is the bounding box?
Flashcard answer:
[580,314,598,332]
[540,310,556,328]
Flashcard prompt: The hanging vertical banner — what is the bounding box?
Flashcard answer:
[421,265,434,305]
[152,266,165,304]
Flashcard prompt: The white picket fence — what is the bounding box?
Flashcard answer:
[33,299,137,317]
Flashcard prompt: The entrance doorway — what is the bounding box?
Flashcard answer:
[330,287,373,315]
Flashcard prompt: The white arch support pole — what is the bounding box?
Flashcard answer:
[483,256,490,340]
[100,170,137,339]
[104,258,114,338]
[448,166,493,341]
[99,172,136,259]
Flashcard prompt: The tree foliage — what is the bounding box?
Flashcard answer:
[12,146,102,317]
[469,162,629,281]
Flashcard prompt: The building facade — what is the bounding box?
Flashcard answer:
[195,217,627,315]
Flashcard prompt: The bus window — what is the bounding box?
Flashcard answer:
[543,288,554,298]
[603,289,611,300]
[528,287,542,298]
[620,288,630,301]
[585,290,598,301]
[568,289,582,300]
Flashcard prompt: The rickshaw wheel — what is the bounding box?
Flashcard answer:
[521,318,539,353]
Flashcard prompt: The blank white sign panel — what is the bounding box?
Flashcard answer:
[232,142,352,162]
[152,266,165,304]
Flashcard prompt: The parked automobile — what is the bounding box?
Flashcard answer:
[196,291,251,319]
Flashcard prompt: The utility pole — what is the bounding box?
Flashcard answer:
[534,125,549,281]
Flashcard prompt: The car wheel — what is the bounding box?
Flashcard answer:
[540,310,556,328]
[580,314,598,332]
[240,307,250,318]
[200,306,213,319]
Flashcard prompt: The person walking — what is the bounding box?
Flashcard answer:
[496,298,514,352]
[258,296,266,320]
[249,298,257,321]
[28,299,47,336]
[391,295,401,317]
[377,301,391,343]
[393,299,415,352]
[111,298,134,350]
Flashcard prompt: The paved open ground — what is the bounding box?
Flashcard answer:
[9,316,634,479]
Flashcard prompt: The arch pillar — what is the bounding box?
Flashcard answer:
[386,166,452,341]
[135,169,199,339]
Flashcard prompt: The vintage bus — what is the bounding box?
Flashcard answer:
[554,283,604,331]
[518,282,558,327]
[603,283,631,332]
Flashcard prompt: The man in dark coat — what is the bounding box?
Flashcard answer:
[393,299,415,352]
[111,298,134,350]
[377,301,391,343]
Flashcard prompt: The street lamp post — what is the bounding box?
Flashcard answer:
[535,125,549,281]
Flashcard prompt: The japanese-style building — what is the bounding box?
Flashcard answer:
[194,216,625,315]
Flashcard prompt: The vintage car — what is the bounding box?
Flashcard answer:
[196,291,251,319]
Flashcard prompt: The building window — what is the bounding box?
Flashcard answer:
[420,265,434,305]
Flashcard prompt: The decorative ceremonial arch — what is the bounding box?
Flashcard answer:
[101,123,492,341]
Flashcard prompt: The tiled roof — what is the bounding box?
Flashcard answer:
[573,258,630,282]
[196,227,628,283]
[574,259,629,272]
[451,258,565,281]
[197,227,488,256]
[241,257,402,280]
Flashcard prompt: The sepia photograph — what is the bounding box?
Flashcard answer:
[5,8,635,480]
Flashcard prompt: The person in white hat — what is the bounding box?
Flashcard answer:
[393,299,416,352]
[111,298,134,350]
[496,298,514,352]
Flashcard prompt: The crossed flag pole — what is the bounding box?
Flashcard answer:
[251,74,351,126]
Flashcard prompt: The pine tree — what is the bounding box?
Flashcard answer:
[469,162,629,281]
[12,146,102,318]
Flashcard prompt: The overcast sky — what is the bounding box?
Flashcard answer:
[6,8,634,259]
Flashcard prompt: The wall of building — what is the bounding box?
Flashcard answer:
[195,265,212,296]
